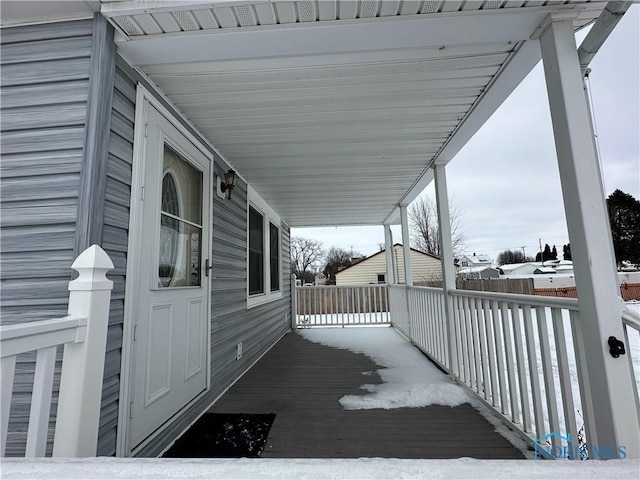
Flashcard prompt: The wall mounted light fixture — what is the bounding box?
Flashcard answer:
[218,169,237,200]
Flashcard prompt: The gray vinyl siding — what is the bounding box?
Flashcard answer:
[1,18,291,455]
[0,20,93,456]
[106,60,291,457]
[96,56,137,456]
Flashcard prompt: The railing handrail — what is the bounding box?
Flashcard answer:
[449,288,580,310]
[297,283,387,289]
[1,316,87,359]
[407,285,445,293]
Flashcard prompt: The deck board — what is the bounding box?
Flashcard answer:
[209,331,524,459]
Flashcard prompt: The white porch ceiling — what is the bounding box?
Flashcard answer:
[104,1,606,227]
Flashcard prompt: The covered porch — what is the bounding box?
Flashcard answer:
[2,0,639,463]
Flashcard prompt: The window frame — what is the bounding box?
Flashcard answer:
[247,185,282,308]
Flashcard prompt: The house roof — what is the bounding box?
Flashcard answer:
[336,243,439,276]
[1,1,617,228]
[458,266,498,274]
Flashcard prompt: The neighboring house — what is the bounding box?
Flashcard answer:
[457,266,500,279]
[457,253,493,268]
[313,273,327,286]
[335,244,441,285]
[498,263,540,277]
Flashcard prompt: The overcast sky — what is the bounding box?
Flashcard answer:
[292,6,639,262]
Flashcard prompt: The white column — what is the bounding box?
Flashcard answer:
[399,205,413,286]
[540,16,640,457]
[384,224,395,284]
[434,164,458,378]
[53,245,113,457]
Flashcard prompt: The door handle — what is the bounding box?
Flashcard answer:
[205,258,212,277]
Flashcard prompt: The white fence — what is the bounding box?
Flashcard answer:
[294,284,389,327]
[1,245,113,457]
[388,285,640,458]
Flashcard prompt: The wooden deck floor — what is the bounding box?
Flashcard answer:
[209,330,525,459]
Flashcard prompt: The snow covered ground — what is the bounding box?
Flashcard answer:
[3,457,640,479]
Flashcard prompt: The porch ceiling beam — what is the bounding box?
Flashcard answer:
[577,1,631,70]
[114,9,559,67]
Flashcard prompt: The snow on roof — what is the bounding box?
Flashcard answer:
[498,263,534,272]
[534,267,557,274]
[458,266,496,274]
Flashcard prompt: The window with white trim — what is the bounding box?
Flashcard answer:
[247,186,282,308]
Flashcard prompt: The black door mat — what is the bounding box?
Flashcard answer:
[163,413,276,458]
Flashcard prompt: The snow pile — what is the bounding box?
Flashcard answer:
[3,457,640,480]
[300,327,470,409]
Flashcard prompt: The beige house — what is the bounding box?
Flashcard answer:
[336,244,441,285]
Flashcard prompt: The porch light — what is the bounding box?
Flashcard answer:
[220,169,237,200]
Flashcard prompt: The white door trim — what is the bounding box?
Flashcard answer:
[116,85,213,457]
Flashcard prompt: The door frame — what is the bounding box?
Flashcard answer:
[116,85,213,457]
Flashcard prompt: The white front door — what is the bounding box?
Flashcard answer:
[129,101,210,448]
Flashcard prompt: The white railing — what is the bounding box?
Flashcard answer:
[408,286,448,370]
[390,285,596,457]
[294,284,389,327]
[450,290,585,454]
[388,285,410,337]
[0,245,113,457]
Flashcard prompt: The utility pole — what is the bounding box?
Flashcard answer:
[538,238,543,263]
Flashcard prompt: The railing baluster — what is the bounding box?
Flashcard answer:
[471,297,483,395]
[485,299,499,406]
[536,306,561,450]
[1,355,17,456]
[25,345,57,457]
[464,296,476,390]
[478,299,491,401]
[459,296,471,384]
[524,305,545,439]
[492,300,508,415]
[552,308,578,457]
[511,303,531,432]
[502,302,519,424]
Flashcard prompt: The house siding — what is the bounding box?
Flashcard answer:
[107,59,291,457]
[0,19,93,456]
[1,19,291,457]
[97,56,137,456]
[336,246,442,285]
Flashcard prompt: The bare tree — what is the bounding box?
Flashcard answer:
[496,249,534,266]
[323,246,361,284]
[409,196,464,257]
[290,237,324,283]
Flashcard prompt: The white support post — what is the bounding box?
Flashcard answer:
[291,274,298,330]
[434,164,458,379]
[399,206,413,286]
[53,245,114,457]
[539,16,640,458]
[384,224,395,284]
